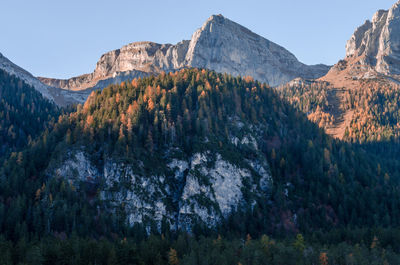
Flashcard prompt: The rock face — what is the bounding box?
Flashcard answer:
[345,1,400,76]
[185,15,329,87]
[48,123,272,230]
[318,0,400,88]
[50,149,271,230]
[39,14,329,94]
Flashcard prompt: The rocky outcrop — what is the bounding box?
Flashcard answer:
[345,1,400,76]
[316,1,400,89]
[39,14,330,94]
[49,148,271,230]
[39,65,151,92]
[48,119,272,230]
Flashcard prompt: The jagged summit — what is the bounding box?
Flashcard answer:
[202,14,225,24]
[317,1,400,89]
[38,14,329,98]
[195,14,257,38]
[344,1,400,76]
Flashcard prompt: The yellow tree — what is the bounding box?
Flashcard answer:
[168,248,179,265]
[293,234,305,254]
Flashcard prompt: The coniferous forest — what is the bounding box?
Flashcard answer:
[0,69,59,158]
[1,68,400,264]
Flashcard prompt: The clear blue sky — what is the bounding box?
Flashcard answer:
[0,0,396,79]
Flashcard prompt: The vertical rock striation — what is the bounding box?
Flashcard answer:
[345,1,400,76]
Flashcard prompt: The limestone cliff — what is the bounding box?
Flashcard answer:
[49,133,271,230]
[345,1,400,76]
[39,15,329,94]
[185,15,329,86]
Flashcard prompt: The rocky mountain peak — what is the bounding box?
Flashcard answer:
[195,14,253,36]
[345,1,400,76]
[186,14,329,86]
[38,14,329,100]
[204,14,226,24]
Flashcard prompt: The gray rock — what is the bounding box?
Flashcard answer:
[40,14,330,94]
[49,148,271,230]
[346,1,400,75]
[186,15,329,86]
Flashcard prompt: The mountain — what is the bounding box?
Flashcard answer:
[280,1,400,142]
[4,68,400,236]
[4,69,400,263]
[6,6,400,264]
[321,0,400,86]
[38,15,330,98]
[345,1,400,77]
[8,70,274,232]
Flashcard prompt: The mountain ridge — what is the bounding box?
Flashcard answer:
[0,52,55,102]
[38,14,330,95]
[0,52,97,106]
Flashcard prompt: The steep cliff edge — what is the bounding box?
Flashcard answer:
[321,1,400,85]
[345,2,400,76]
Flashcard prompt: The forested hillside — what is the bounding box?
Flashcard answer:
[1,69,400,263]
[0,69,59,158]
[279,78,400,143]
